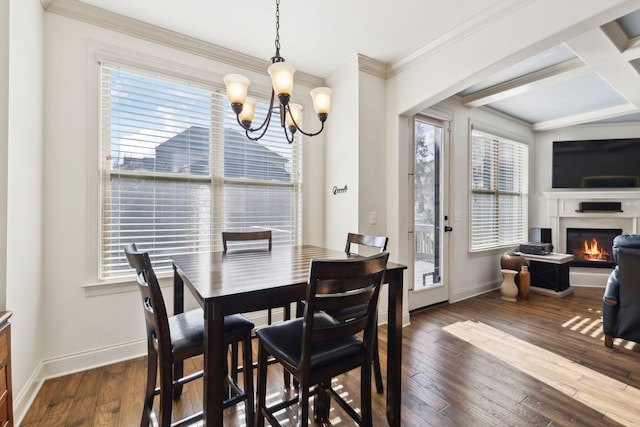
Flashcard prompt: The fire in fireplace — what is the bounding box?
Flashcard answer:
[566,228,621,268]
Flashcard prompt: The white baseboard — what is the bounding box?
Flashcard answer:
[14,338,146,425]
[570,268,611,287]
[451,280,500,303]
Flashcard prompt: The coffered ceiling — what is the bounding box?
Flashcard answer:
[458,9,640,131]
[51,1,640,131]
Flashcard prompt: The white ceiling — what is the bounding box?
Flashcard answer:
[71,0,640,131]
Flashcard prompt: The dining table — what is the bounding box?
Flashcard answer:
[172,244,407,426]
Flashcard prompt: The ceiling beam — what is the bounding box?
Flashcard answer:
[532,103,638,131]
[461,58,588,108]
[566,26,640,107]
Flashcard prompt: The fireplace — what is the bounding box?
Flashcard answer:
[566,228,621,268]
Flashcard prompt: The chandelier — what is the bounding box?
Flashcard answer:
[223,0,333,144]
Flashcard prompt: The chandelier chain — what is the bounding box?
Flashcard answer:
[274,0,281,54]
[224,0,331,144]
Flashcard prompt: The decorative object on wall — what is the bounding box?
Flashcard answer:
[332,185,348,195]
[223,0,333,144]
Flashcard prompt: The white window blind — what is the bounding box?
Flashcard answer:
[99,63,302,281]
[470,129,528,251]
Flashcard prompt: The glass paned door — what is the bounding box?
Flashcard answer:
[410,116,449,310]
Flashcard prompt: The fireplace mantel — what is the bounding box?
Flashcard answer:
[542,190,640,285]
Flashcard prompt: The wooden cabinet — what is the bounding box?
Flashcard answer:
[0,312,12,427]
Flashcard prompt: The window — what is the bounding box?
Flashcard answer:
[99,63,302,281]
[470,128,528,251]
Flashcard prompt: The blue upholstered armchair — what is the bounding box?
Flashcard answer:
[602,234,640,348]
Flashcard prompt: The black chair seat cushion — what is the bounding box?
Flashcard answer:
[256,312,363,370]
[170,309,254,357]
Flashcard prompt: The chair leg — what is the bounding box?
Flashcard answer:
[141,350,157,427]
[283,304,292,388]
[372,330,384,394]
[159,356,174,427]
[604,334,614,348]
[255,342,269,427]
[313,380,331,423]
[361,363,373,427]
[173,359,184,400]
[298,380,311,427]
[242,333,255,426]
[230,342,239,383]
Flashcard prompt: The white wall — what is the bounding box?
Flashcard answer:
[324,59,360,250]
[357,69,387,238]
[0,0,9,313]
[6,0,45,419]
[439,98,534,301]
[323,56,388,252]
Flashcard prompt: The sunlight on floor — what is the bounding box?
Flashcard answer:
[444,320,640,426]
[562,314,637,350]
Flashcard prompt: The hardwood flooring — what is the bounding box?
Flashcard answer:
[21,287,640,426]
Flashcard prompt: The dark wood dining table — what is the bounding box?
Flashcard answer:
[172,245,407,426]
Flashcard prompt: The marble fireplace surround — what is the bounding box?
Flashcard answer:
[543,191,640,286]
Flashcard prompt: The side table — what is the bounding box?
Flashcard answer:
[514,252,574,298]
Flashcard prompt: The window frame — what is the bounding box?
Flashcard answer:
[93,53,304,285]
[469,126,529,252]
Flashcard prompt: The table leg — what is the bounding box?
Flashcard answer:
[386,269,403,427]
[173,264,184,315]
[203,301,225,426]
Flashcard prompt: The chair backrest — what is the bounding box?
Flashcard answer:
[617,249,640,303]
[345,232,388,255]
[612,234,640,264]
[222,230,272,254]
[301,251,389,367]
[124,243,171,357]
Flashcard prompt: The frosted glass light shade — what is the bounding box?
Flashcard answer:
[223,74,250,104]
[239,97,256,123]
[310,87,333,114]
[268,62,296,96]
[286,103,303,128]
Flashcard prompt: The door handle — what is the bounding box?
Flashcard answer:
[444,226,453,232]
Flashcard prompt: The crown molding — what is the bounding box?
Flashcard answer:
[357,55,387,79]
[42,0,324,88]
[387,0,534,78]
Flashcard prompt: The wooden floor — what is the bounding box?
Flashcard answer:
[21,287,640,426]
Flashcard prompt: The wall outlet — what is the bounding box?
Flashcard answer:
[370,211,377,225]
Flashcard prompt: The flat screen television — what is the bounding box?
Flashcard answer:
[552,138,640,189]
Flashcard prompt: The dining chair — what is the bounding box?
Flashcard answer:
[255,251,389,427]
[344,232,388,394]
[222,230,292,383]
[124,243,254,427]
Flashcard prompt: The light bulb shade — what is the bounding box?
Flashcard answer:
[286,103,303,128]
[268,62,296,97]
[310,87,333,115]
[223,74,250,105]
[239,97,256,123]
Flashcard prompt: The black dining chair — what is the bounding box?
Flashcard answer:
[255,251,389,427]
[344,232,388,394]
[124,243,255,427]
[223,230,294,387]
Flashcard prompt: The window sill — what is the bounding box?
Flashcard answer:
[82,273,173,297]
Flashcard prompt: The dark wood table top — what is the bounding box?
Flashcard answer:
[172,245,406,313]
